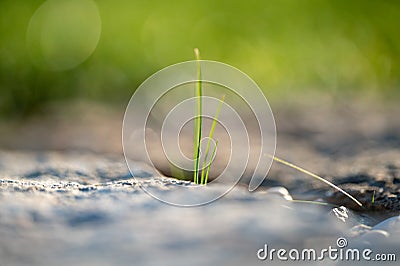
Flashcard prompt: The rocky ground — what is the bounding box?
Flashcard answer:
[0,94,399,265]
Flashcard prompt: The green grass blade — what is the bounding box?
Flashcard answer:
[372,190,376,205]
[270,155,363,207]
[200,95,225,184]
[193,48,202,184]
[289,199,335,207]
[204,140,218,184]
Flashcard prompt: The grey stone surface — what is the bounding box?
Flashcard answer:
[1,96,400,265]
[0,151,399,265]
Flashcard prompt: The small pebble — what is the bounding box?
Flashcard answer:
[358,229,389,245]
[372,215,400,234]
[261,186,293,201]
[349,224,371,237]
[331,206,349,223]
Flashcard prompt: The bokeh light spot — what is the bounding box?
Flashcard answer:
[26,0,101,71]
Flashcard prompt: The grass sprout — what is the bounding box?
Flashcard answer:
[372,190,376,205]
[193,48,224,185]
[190,48,362,207]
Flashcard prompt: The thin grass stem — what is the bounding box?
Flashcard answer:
[204,140,218,184]
[372,190,376,205]
[200,96,225,184]
[289,199,335,207]
[193,48,202,184]
[270,155,362,207]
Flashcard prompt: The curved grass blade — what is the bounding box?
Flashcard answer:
[200,95,225,184]
[289,199,336,207]
[204,140,218,185]
[270,155,362,207]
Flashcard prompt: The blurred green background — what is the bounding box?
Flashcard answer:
[1,0,399,117]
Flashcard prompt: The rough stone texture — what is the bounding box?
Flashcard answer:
[1,95,400,265]
[0,151,399,266]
